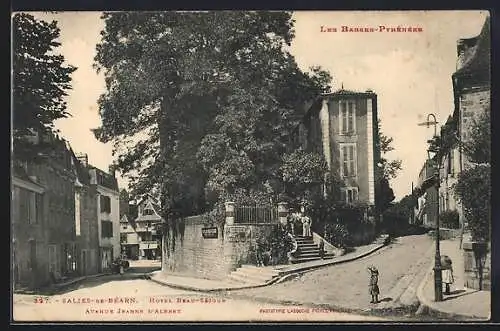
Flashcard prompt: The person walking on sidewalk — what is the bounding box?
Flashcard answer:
[441,255,454,295]
[368,265,380,304]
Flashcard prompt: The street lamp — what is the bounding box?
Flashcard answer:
[418,113,443,302]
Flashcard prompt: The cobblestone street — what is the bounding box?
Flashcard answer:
[226,234,433,314]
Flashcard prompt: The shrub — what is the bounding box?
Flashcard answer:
[324,223,352,249]
[454,164,490,242]
[269,225,293,265]
[439,210,460,229]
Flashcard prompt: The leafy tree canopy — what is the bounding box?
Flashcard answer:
[94,11,331,218]
[94,12,332,262]
[12,13,77,160]
[374,120,401,214]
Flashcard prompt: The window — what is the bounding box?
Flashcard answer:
[18,189,42,225]
[64,243,77,274]
[101,220,113,238]
[100,195,111,213]
[339,100,356,134]
[143,208,154,216]
[448,151,454,176]
[48,245,59,275]
[341,187,359,204]
[75,192,81,236]
[340,144,357,177]
[120,233,127,243]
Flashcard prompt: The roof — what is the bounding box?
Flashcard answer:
[89,165,119,191]
[453,17,490,77]
[12,161,44,188]
[69,149,91,186]
[136,194,162,210]
[321,88,377,98]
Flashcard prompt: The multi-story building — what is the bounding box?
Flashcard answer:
[414,159,439,228]
[11,134,101,290]
[120,214,140,260]
[133,196,163,260]
[74,155,100,276]
[87,162,120,271]
[295,88,381,206]
[436,17,490,228]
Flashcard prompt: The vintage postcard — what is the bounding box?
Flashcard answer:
[11,10,491,323]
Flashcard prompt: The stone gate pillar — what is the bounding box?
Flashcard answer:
[278,202,289,226]
[225,201,235,225]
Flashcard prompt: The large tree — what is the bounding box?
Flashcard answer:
[374,120,402,220]
[93,11,331,270]
[12,13,76,160]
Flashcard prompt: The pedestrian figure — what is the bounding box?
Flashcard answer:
[286,232,298,262]
[441,255,454,295]
[368,265,380,304]
[319,240,325,259]
[255,242,264,267]
[300,205,312,237]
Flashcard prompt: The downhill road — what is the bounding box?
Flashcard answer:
[229,234,434,312]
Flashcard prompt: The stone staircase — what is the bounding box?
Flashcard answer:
[290,236,335,264]
[227,265,281,286]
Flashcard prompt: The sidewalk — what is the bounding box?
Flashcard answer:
[416,238,491,320]
[150,238,388,292]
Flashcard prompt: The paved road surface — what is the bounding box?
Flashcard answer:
[13,277,386,322]
[229,234,433,313]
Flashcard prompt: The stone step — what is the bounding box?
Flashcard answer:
[298,247,320,252]
[227,272,263,285]
[290,256,322,263]
[295,238,314,243]
[237,266,281,277]
[230,270,276,283]
[295,252,321,258]
[296,243,316,247]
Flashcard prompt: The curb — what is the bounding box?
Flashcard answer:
[384,243,435,308]
[415,261,487,321]
[149,242,387,293]
[272,243,387,285]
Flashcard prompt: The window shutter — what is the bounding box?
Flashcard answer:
[36,193,43,224]
[29,192,36,224]
[342,146,348,177]
[348,102,354,133]
[100,195,105,213]
[341,102,347,134]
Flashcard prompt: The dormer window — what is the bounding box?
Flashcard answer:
[143,208,154,216]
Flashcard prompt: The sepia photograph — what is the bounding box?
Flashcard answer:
[11,10,491,323]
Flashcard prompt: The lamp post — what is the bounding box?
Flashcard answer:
[418,113,443,302]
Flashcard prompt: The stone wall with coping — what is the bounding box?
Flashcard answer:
[462,241,490,291]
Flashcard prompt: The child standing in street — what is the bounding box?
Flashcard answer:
[442,256,454,295]
[368,265,380,304]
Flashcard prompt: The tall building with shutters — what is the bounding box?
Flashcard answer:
[88,164,120,271]
[293,88,381,207]
[11,133,103,290]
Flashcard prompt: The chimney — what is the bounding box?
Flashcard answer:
[109,164,116,177]
[456,39,467,70]
[76,153,88,167]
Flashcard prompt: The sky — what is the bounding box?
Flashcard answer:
[24,10,488,200]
